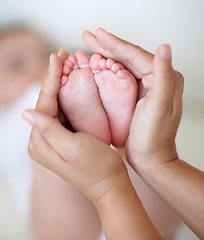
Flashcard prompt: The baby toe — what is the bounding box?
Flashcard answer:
[64,59,74,68]
[111,63,124,73]
[60,75,68,88]
[63,64,71,75]
[68,55,78,67]
[90,53,103,73]
[75,50,90,68]
[106,58,115,69]
[99,58,107,70]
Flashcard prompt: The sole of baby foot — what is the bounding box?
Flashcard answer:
[58,50,111,145]
[90,53,138,147]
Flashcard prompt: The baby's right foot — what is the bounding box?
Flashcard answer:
[90,54,138,147]
[58,50,111,145]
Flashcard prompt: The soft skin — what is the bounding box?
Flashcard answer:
[82,28,204,239]
[24,52,162,240]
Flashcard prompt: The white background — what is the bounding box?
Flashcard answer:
[0,0,203,239]
[1,0,204,102]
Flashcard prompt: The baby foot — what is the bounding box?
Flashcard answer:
[58,50,111,145]
[90,54,138,147]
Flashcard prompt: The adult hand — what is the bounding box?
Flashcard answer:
[82,29,204,240]
[28,50,68,166]
[82,28,184,171]
[82,28,153,80]
[127,45,184,172]
[25,49,127,203]
[23,109,127,203]
[36,49,68,116]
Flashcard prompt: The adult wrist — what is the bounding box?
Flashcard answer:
[89,170,132,209]
[128,145,179,181]
[94,173,138,225]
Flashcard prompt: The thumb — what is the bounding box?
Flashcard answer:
[22,109,77,157]
[36,50,69,116]
[152,44,175,104]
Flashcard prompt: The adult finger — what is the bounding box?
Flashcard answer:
[151,44,175,106]
[58,48,69,61]
[173,70,184,117]
[82,28,153,78]
[82,29,142,78]
[30,50,69,163]
[36,49,69,116]
[27,120,74,184]
[82,30,105,56]
[23,109,77,158]
[28,129,63,173]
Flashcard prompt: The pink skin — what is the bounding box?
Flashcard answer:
[58,50,138,147]
[90,53,138,147]
[58,50,111,145]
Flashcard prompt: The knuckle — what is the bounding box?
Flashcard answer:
[159,64,174,79]
[28,140,35,159]
[39,123,52,138]
[174,70,184,94]
[160,69,174,81]
[175,70,184,82]
[165,70,174,79]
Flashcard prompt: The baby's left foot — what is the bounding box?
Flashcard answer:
[90,54,138,147]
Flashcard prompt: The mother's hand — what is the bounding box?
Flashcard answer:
[23,109,126,203]
[82,28,153,79]
[28,50,68,164]
[24,49,127,202]
[82,28,184,171]
[82,27,155,101]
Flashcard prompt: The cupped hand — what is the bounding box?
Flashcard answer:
[82,28,184,171]
[29,50,69,162]
[82,27,153,80]
[127,45,184,171]
[23,109,127,203]
[26,49,128,203]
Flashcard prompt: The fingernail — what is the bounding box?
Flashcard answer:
[49,53,54,63]
[58,48,63,56]
[96,27,103,32]
[84,30,91,34]
[22,110,37,126]
[160,45,171,61]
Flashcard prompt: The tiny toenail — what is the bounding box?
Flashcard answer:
[73,65,79,69]
[79,64,90,69]
[92,70,101,74]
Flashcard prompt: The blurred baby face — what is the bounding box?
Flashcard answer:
[0,30,50,104]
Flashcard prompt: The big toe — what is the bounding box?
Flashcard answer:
[90,53,103,72]
[75,50,90,68]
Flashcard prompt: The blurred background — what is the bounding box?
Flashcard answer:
[0,0,203,239]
